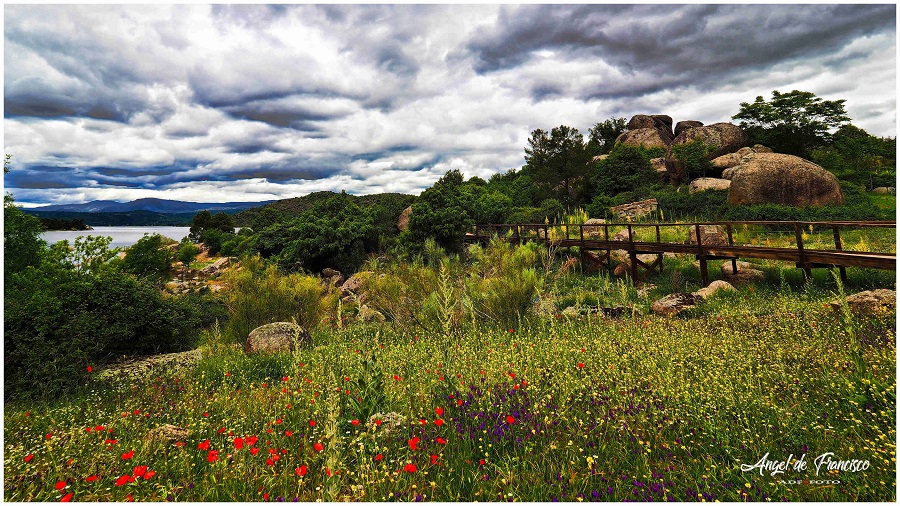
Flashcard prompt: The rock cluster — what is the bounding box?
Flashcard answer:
[397,206,412,231]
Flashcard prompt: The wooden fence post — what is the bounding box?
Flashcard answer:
[833,224,848,283]
[795,222,811,280]
[695,223,708,285]
[726,223,737,274]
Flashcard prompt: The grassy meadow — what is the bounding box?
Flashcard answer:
[3,237,895,502]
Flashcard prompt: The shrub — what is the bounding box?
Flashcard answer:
[591,144,659,197]
[220,255,337,343]
[4,267,206,399]
[121,233,174,284]
[668,139,715,180]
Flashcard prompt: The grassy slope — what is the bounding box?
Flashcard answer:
[232,191,417,227]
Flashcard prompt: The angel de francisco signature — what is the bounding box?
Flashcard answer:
[740,452,871,477]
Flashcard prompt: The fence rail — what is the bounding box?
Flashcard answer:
[466,221,896,284]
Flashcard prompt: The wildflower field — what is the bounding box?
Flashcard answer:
[4,266,895,502]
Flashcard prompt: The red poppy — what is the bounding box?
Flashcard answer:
[86,366,93,373]
[393,375,401,381]
[479,459,485,465]
[325,468,332,477]
[408,436,419,450]
[60,493,73,502]
[577,362,585,369]
[284,430,293,437]
[419,419,427,425]
[105,439,118,445]
[94,425,105,432]
[508,372,516,378]
[133,466,148,478]
[174,442,185,447]
[143,471,156,480]
[263,493,269,501]
[217,427,226,434]
[234,437,244,450]
[374,419,383,426]
[24,454,34,463]
[46,433,53,439]
[198,439,210,450]
[435,407,444,416]
[309,420,316,427]
[202,412,209,417]
[55,481,66,490]
[207,450,219,462]
[404,463,417,473]
[86,475,99,482]
[457,399,463,406]
[275,419,282,425]
[506,415,515,424]
[265,458,274,466]
[375,454,384,461]
[282,376,289,382]
[247,435,259,445]
[115,474,133,486]
[249,447,260,456]
[431,454,440,465]
[121,450,135,460]
[314,443,324,452]
[436,437,447,445]
[434,419,444,426]
[350,419,359,426]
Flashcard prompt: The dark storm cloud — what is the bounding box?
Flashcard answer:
[467,4,896,100]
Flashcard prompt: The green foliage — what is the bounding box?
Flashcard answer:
[121,233,174,284]
[587,117,627,156]
[219,255,337,343]
[343,352,390,422]
[591,143,659,197]
[177,237,200,266]
[524,125,592,205]
[669,139,716,180]
[733,89,851,158]
[65,236,121,276]
[189,210,235,254]
[404,169,474,254]
[5,267,207,399]
[252,193,379,274]
[36,216,90,231]
[811,124,896,190]
[4,155,46,278]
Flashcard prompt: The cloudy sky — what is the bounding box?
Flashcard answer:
[4,4,896,207]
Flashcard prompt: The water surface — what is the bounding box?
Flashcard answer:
[41,226,192,249]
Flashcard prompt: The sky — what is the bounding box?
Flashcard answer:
[4,4,897,207]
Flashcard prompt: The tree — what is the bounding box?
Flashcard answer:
[591,144,659,197]
[811,125,896,189]
[176,237,200,280]
[732,90,850,157]
[524,125,591,206]
[587,117,627,156]
[189,210,235,254]
[121,233,174,284]
[404,169,474,253]
[4,154,46,278]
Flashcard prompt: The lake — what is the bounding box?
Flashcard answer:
[41,226,192,248]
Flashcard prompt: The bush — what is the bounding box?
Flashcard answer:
[4,267,206,399]
[591,144,659,197]
[220,255,337,343]
[668,140,715,180]
[121,233,174,284]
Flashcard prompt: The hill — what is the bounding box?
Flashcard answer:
[233,191,416,228]
[32,198,273,214]
[25,210,199,226]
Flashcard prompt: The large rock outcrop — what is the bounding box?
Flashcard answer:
[615,128,672,150]
[830,289,895,316]
[609,198,658,220]
[727,153,844,207]
[674,120,704,137]
[665,123,748,181]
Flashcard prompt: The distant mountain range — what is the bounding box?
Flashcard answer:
[31,198,274,214]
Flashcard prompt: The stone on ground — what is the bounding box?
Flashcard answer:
[245,322,310,354]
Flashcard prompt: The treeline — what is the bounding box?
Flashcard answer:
[37,216,91,231]
[24,210,197,226]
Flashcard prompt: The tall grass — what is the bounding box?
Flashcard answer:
[219,254,337,342]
